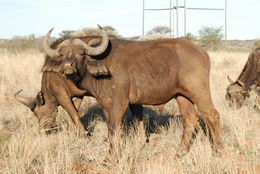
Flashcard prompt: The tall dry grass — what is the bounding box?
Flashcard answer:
[0,49,259,174]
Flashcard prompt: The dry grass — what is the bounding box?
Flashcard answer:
[0,49,259,174]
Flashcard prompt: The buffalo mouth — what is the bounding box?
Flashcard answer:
[226,96,243,108]
[62,60,77,75]
[63,68,76,75]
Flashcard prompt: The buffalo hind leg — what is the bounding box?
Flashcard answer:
[176,95,199,157]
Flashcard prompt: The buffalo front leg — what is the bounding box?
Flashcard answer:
[193,91,224,154]
[56,96,86,136]
[176,95,199,157]
[104,100,129,156]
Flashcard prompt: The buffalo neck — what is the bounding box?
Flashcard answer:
[237,53,257,90]
[79,71,110,100]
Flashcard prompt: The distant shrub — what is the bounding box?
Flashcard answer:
[0,34,42,52]
[144,33,169,40]
[255,40,260,48]
[198,26,223,50]
[184,32,197,41]
[70,25,121,38]
[102,25,121,38]
[147,26,171,35]
[59,30,75,38]
[127,36,141,40]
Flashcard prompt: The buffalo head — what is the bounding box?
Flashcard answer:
[42,25,109,76]
[225,76,249,108]
[14,90,58,132]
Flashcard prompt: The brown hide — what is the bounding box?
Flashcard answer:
[16,29,110,135]
[27,28,223,156]
[145,104,165,114]
[226,48,260,108]
[75,38,223,156]
[42,36,114,76]
[16,72,87,134]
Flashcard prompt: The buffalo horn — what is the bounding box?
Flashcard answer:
[43,28,60,57]
[14,89,36,111]
[75,26,108,56]
[227,75,234,84]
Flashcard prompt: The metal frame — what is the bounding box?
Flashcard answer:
[142,0,227,40]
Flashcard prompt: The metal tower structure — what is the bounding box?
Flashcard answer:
[142,0,227,40]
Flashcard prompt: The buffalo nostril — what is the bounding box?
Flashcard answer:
[64,63,72,67]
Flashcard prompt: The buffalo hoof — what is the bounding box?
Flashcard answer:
[45,125,61,135]
[77,129,88,137]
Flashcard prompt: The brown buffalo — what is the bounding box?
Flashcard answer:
[226,48,260,108]
[41,28,223,157]
[15,27,110,135]
[15,73,87,135]
[15,27,150,137]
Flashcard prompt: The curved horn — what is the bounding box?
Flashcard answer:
[74,26,108,56]
[227,75,234,84]
[43,28,60,57]
[14,89,36,111]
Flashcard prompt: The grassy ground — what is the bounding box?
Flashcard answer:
[0,49,259,174]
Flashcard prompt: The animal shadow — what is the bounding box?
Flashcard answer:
[80,105,181,137]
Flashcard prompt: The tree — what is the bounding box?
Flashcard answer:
[184,32,197,41]
[147,26,171,35]
[59,30,75,38]
[102,25,121,38]
[69,25,121,38]
[255,39,260,48]
[198,26,223,50]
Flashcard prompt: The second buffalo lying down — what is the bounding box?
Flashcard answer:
[18,27,224,157]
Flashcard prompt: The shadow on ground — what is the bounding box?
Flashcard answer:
[80,105,182,137]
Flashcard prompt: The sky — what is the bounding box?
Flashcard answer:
[0,0,259,40]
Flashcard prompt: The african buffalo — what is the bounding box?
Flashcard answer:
[40,28,224,156]
[15,73,87,135]
[15,27,110,135]
[226,48,260,108]
[15,27,150,137]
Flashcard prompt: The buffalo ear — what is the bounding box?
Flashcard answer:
[87,59,111,77]
[36,91,45,105]
[242,91,250,98]
[41,62,62,73]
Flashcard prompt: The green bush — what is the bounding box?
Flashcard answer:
[147,26,171,35]
[198,26,223,50]
[0,34,42,52]
[184,32,197,41]
[255,40,260,48]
